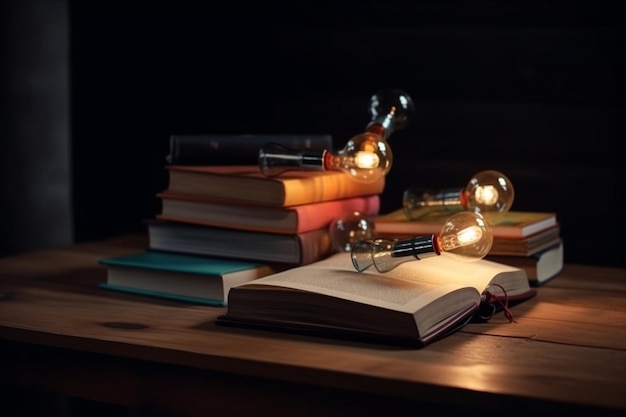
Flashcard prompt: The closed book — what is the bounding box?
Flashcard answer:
[147,220,333,265]
[217,252,536,347]
[166,133,333,165]
[156,192,381,235]
[165,165,385,207]
[486,240,564,286]
[488,225,561,256]
[374,208,558,239]
[98,251,280,306]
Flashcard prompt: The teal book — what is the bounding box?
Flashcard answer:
[99,251,280,306]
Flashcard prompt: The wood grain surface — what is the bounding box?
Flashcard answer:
[1,235,625,416]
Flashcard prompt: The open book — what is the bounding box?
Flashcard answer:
[217,252,536,347]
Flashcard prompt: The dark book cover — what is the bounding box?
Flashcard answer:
[166,134,333,165]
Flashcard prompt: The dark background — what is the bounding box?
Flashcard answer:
[2,1,624,267]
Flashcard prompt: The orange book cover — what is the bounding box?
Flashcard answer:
[165,165,385,207]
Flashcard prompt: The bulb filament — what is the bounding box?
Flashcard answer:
[354,151,380,169]
[474,185,499,206]
[439,225,484,251]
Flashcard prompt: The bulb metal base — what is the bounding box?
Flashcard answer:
[391,235,440,260]
[403,187,465,220]
[259,143,325,177]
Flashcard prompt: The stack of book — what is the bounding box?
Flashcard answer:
[373,208,563,286]
[149,165,384,265]
[99,134,386,306]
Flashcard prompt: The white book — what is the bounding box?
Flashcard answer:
[217,252,536,346]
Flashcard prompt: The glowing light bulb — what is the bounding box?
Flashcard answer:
[258,89,414,183]
[351,211,493,273]
[258,132,391,183]
[403,170,515,220]
[438,211,493,262]
[439,224,483,251]
[323,132,392,183]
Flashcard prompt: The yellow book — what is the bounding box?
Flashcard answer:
[374,208,558,239]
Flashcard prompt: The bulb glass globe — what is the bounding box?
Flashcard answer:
[463,170,515,214]
[368,89,415,138]
[439,211,493,262]
[329,211,376,252]
[324,132,392,183]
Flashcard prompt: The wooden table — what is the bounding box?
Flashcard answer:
[1,235,625,416]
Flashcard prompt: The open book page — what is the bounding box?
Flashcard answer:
[240,252,476,314]
[243,252,529,306]
[226,252,532,342]
[405,252,531,298]
[230,252,481,339]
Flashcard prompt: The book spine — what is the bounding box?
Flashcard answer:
[166,134,334,165]
[294,195,381,234]
[298,228,334,265]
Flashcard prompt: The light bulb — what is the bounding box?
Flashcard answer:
[258,89,414,182]
[438,211,493,262]
[329,211,376,252]
[403,170,515,220]
[351,211,493,273]
[367,88,415,139]
[259,131,392,183]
